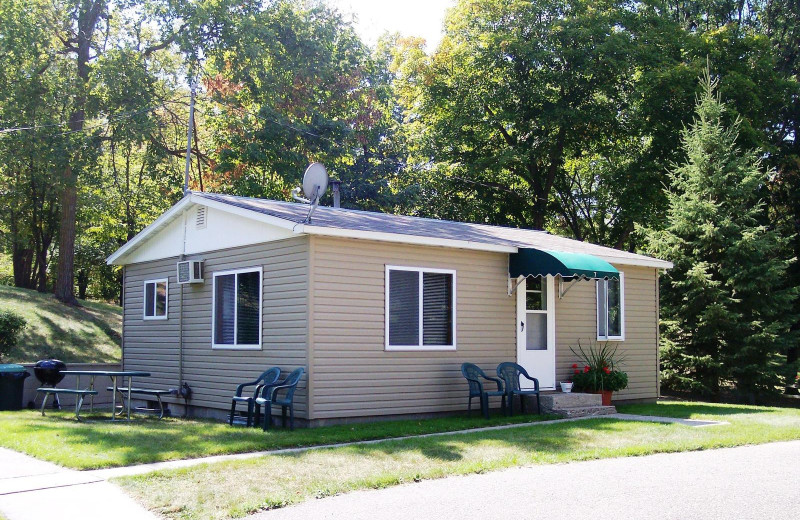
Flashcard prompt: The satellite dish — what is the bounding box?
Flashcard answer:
[302,162,329,203]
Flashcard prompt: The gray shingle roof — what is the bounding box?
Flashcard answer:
[194,192,671,268]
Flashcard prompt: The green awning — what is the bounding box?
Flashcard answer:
[509,248,619,279]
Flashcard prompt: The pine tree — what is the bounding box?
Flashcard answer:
[646,72,797,399]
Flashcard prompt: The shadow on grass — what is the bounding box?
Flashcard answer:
[15,312,118,363]
[272,416,667,464]
[7,410,553,469]
[15,400,779,470]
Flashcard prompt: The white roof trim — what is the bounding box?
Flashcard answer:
[606,257,673,269]
[298,224,519,254]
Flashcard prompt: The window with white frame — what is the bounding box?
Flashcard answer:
[143,279,168,320]
[386,266,455,350]
[213,268,262,349]
[597,273,624,340]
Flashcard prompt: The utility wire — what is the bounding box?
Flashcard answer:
[0,98,188,136]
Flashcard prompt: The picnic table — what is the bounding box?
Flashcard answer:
[59,370,151,420]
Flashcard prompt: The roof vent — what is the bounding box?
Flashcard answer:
[195,206,207,230]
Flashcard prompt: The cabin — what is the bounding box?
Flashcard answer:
[108,192,672,425]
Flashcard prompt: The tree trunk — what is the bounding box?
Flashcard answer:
[77,269,88,300]
[11,245,34,289]
[54,178,78,304]
[53,0,105,305]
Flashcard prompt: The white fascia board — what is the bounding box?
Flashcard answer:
[106,196,194,265]
[190,194,298,231]
[298,224,518,253]
[603,256,673,269]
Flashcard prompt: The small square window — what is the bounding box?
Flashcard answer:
[143,279,168,320]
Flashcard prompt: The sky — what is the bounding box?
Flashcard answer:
[328,0,455,51]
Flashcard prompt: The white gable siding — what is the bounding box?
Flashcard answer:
[124,206,295,264]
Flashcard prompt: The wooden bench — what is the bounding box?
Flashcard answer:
[36,388,98,419]
[107,387,171,419]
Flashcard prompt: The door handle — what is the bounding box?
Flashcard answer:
[520,321,524,332]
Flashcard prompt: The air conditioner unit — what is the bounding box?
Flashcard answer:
[177,260,204,284]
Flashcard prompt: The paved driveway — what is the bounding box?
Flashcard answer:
[249,440,800,520]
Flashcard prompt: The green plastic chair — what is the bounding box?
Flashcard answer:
[497,362,541,415]
[256,367,305,430]
[229,367,281,427]
[461,362,506,419]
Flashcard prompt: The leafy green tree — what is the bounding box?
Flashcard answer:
[646,73,797,399]
[201,0,401,210]
[0,0,71,291]
[403,0,642,231]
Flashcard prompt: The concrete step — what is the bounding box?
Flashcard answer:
[551,405,617,418]
[539,392,617,418]
[540,392,602,411]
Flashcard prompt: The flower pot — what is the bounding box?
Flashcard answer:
[594,390,613,406]
[560,382,573,393]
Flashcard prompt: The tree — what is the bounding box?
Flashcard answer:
[48,0,233,304]
[0,0,70,292]
[202,0,401,210]
[403,0,642,231]
[646,72,797,399]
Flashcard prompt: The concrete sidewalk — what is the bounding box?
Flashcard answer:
[0,448,157,520]
[0,412,726,520]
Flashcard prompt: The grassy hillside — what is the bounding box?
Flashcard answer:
[0,285,121,363]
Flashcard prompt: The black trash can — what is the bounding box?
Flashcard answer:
[0,364,30,411]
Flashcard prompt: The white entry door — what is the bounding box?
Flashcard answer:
[515,276,556,390]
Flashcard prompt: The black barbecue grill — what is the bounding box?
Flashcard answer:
[34,359,66,409]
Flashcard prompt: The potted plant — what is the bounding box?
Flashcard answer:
[569,340,628,405]
[560,379,573,393]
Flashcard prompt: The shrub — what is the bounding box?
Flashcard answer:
[0,310,27,361]
[569,340,629,392]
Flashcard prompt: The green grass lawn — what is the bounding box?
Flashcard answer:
[0,409,553,470]
[114,402,800,520]
[0,285,121,363]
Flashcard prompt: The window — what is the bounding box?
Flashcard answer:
[597,273,624,340]
[524,277,548,350]
[386,266,455,350]
[212,268,262,349]
[143,279,168,320]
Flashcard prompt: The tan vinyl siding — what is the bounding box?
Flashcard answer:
[309,236,515,420]
[555,265,659,400]
[123,237,310,417]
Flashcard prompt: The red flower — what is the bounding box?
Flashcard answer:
[571,363,578,369]
[574,369,580,375]
[584,366,590,373]
[603,366,611,374]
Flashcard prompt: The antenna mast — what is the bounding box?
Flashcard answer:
[183,80,197,196]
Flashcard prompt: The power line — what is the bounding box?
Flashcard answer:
[0,98,188,137]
